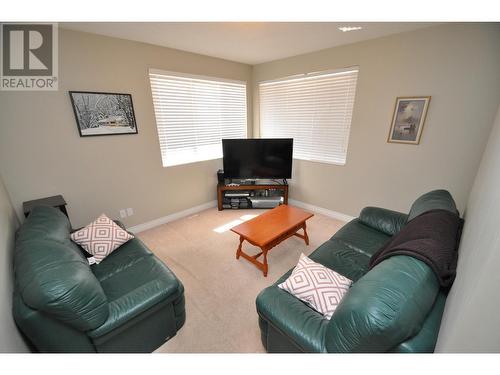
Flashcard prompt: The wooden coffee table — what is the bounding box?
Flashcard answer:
[231,205,314,277]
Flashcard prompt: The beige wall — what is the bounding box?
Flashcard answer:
[0,29,253,228]
[1,24,499,230]
[436,105,500,352]
[253,23,500,216]
[0,174,29,352]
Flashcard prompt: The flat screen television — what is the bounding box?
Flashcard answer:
[222,138,293,180]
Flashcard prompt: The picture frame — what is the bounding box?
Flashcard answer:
[69,91,138,137]
[387,96,431,145]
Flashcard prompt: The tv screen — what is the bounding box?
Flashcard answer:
[222,138,293,179]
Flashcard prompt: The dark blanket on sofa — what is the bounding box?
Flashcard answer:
[369,209,463,287]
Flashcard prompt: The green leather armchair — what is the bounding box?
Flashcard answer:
[13,206,185,353]
[256,190,457,353]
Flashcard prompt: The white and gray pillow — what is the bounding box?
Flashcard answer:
[70,214,134,264]
[279,253,352,319]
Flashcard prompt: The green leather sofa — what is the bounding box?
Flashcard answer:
[256,190,458,353]
[13,206,185,353]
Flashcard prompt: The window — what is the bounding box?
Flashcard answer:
[149,69,247,167]
[259,67,359,165]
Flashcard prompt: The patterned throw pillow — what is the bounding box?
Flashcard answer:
[278,253,352,319]
[70,214,134,264]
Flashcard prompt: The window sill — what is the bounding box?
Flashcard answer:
[163,156,222,168]
[293,157,346,167]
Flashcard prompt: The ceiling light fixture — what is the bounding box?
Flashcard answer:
[338,26,363,33]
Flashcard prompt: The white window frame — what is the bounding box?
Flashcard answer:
[259,66,359,166]
[149,68,248,167]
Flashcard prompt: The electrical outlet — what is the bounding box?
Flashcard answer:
[127,208,134,216]
[119,209,127,218]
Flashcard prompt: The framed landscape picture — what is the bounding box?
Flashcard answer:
[69,91,138,137]
[387,96,431,144]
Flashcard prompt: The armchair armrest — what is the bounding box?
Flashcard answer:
[359,207,408,236]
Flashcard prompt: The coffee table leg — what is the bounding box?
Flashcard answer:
[262,247,269,277]
[303,222,310,245]
[236,236,244,259]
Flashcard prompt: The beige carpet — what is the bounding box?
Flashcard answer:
[138,206,345,353]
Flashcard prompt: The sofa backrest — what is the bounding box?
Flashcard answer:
[14,206,109,331]
[324,255,439,352]
[407,189,458,221]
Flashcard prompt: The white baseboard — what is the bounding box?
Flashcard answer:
[288,199,355,223]
[128,200,217,234]
[128,198,353,234]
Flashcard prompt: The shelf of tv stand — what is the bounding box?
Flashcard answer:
[217,183,289,211]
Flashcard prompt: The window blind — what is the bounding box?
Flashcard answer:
[149,69,247,167]
[259,67,359,165]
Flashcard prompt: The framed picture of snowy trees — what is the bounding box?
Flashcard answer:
[69,91,138,137]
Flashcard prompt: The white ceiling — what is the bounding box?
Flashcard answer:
[61,22,437,65]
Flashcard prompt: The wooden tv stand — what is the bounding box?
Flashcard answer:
[217,183,289,211]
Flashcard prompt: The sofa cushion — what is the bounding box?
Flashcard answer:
[91,238,153,282]
[278,253,352,320]
[308,239,370,282]
[407,189,458,221]
[88,255,183,338]
[331,218,391,257]
[71,214,134,264]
